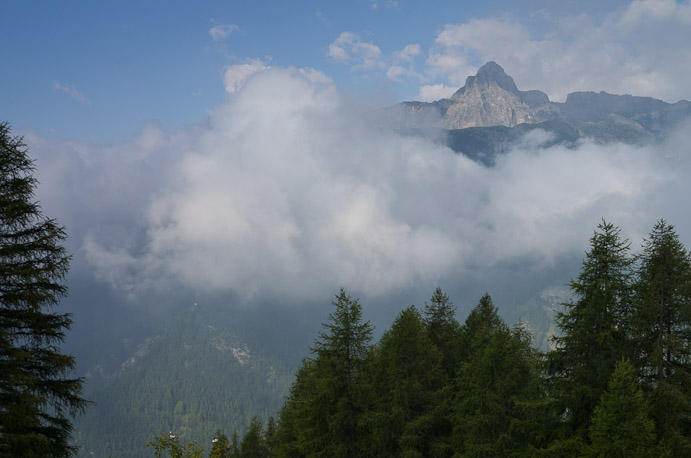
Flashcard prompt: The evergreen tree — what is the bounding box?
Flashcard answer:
[457,293,504,363]
[452,297,544,457]
[147,432,204,458]
[230,432,241,458]
[273,360,312,457]
[209,430,231,458]
[240,416,268,458]
[547,221,634,444]
[585,359,657,458]
[0,122,88,457]
[264,416,276,457]
[368,306,444,457]
[274,289,372,457]
[423,287,460,380]
[633,220,691,453]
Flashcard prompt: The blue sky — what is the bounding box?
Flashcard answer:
[0,0,659,143]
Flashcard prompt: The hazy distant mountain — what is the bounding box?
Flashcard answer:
[70,301,311,458]
[382,61,691,149]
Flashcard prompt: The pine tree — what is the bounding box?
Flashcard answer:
[585,359,657,458]
[0,122,88,457]
[368,306,444,457]
[547,221,634,444]
[633,220,691,453]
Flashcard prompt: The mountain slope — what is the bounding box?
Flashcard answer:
[72,302,301,458]
[383,61,690,146]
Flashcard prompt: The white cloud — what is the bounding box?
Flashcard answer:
[223,59,270,94]
[328,33,424,83]
[53,81,90,105]
[208,24,238,41]
[418,83,456,101]
[28,66,691,304]
[327,32,385,70]
[423,0,691,102]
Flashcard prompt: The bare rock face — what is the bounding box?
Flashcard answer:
[441,62,558,129]
[383,61,690,146]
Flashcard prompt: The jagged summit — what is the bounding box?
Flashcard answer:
[453,61,519,98]
[383,61,690,144]
[441,62,556,128]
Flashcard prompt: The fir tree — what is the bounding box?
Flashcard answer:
[240,416,268,458]
[633,220,691,453]
[457,293,504,363]
[274,288,373,457]
[209,430,231,458]
[585,359,657,458]
[423,287,460,380]
[368,306,444,457]
[0,122,88,457]
[547,221,634,444]
[453,297,544,456]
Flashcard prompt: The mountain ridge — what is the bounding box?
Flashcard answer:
[383,61,691,145]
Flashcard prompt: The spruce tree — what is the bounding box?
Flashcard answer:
[547,221,634,444]
[274,289,372,457]
[0,122,88,457]
[457,293,504,363]
[368,306,444,457]
[423,287,460,380]
[452,296,544,456]
[633,220,691,453]
[240,416,268,458]
[209,430,231,458]
[585,359,657,458]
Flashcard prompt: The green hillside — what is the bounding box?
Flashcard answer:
[72,303,297,458]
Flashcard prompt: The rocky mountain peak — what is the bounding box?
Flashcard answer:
[442,62,556,128]
[454,61,519,98]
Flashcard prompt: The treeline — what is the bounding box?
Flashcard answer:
[157,219,691,457]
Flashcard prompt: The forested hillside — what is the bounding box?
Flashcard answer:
[72,303,299,458]
[179,219,691,458]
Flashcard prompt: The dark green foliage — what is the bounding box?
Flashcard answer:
[585,359,657,458]
[230,432,240,458]
[548,221,634,441]
[0,122,88,457]
[632,220,691,454]
[452,296,545,457]
[73,302,293,458]
[240,416,269,458]
[423,287,461,380]
[139,220,691,458]
[275,288,373,457]
[209,430,231,458]
[368,306,444,457]
[458,293,504,362]
[146,433,204,458]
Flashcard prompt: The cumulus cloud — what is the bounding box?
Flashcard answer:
[425,0,691,102]
[417,83,456,101]
[208,23,238,41]
[53,81,91,105]
[327,32,385,70]
[328,33,424,84]
[223,58,270,94]
[27,65,691,305]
